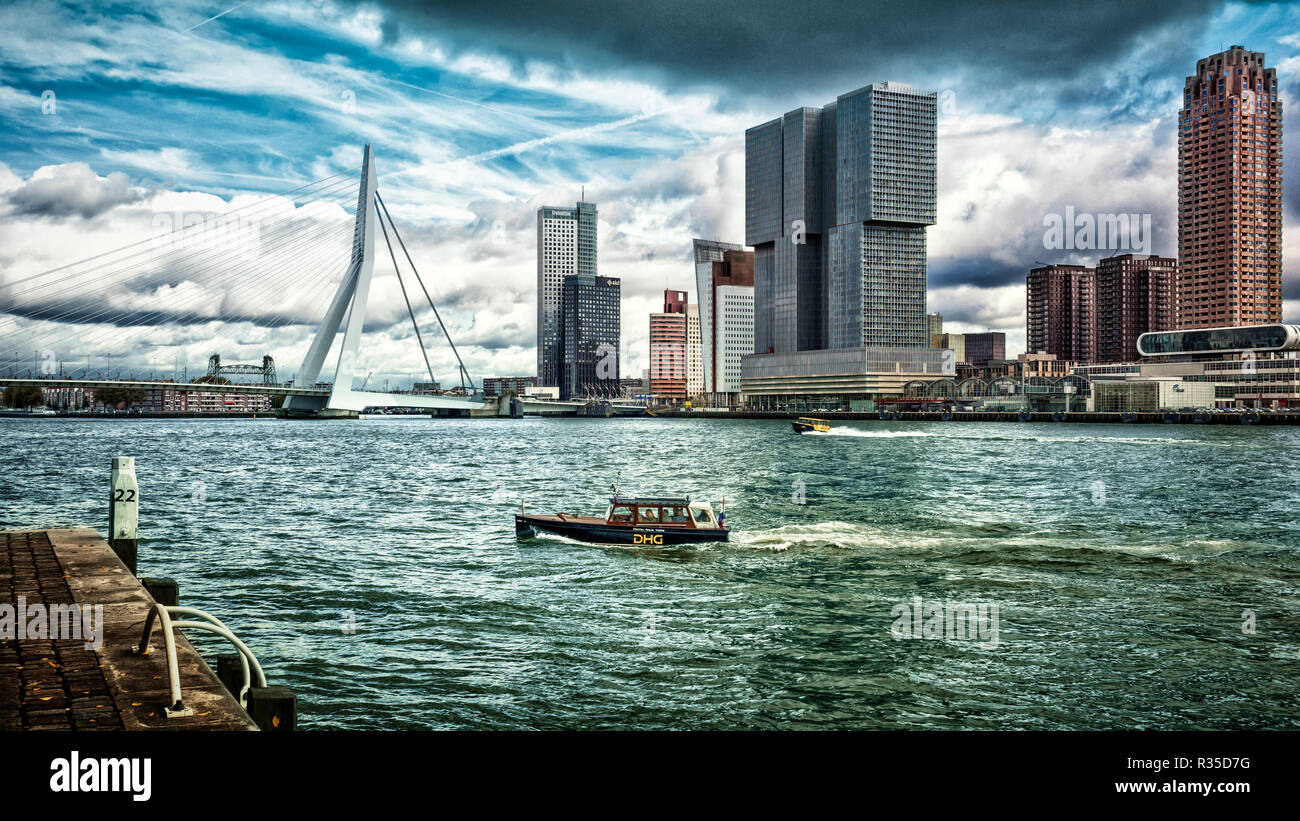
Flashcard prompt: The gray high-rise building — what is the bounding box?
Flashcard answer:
[537,200,597,386]
[560,274,620,400]
[745,82,937,355]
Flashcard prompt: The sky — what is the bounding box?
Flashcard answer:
[0,0,1297,388]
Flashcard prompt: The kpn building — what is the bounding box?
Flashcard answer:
[740,81,952,410]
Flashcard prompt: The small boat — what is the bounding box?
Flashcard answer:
[792,417,831,434]
[515,495,729,545]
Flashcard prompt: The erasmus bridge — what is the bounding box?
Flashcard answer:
[0,146,641,417]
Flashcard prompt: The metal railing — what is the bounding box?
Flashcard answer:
[134,602,267,716]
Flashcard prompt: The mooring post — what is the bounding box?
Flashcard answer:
[142,577,178,607]
[108,456,139,575]
[216,655,244,699]
[246,686,296,731]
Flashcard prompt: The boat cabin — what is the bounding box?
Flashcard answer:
[604,497,722,530]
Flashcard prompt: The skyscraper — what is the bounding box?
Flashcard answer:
[559,273,619,400]
[745,82,937,355]
[692,239,755,404]
[686,302,703,398]
[964,332,1007,369]
[1177,46,1283,328]
[927,312,944,347]
[1027,264,1096,363]
[937,333,965,365]
[537,200,597,386]
[1095,254,1178,363]
[649,290,688,401]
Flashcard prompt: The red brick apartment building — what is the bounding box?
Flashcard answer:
[1177,46,1283,328]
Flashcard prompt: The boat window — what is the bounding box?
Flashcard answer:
[664,506,691,523]
[610,506,633,522]
[690,507,712,524]
[637,507,660,522]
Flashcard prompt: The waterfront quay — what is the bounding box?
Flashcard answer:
[1,528,255,731]
[655,409,1300,425]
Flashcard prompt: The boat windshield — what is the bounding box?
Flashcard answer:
[610,506,634,522]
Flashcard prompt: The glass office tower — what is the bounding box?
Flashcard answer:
[537,200,598,386]
[746,82,936,354]
[560,274,621,400]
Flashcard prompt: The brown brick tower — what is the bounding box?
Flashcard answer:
[1095,254,1178,363]
[1027,263,1096,363]
[1177,46,1283,328]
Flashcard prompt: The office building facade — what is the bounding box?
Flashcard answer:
[1077,324,1300,408]
[649,290,688,400]
[746,82,938,355]
[693,239,756,404]
[686,302,704,397]
[537,200,597,386]
[927,312,943,347]
[1095,254,1178,363]
[482,376,538,398]
[1177,46,1283,328]
[937,333,966,365]
[964,332,1007,368]
[559,273,620,400]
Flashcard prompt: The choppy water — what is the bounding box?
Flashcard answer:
[2,416,1298,730]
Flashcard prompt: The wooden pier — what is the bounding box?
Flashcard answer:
[1,528,256,731]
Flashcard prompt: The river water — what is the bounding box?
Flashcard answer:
[2,416,1298,729]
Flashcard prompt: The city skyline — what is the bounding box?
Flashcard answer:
[0,1,1296,389]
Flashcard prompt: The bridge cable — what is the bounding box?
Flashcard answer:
[373,191,473,393]
[0,216,352,358]
[0,175,359,310]
[1,168,361,294]
[374,194,439,390]
[0,179,358,342]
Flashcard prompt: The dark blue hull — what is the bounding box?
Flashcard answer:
[515,514,728,545]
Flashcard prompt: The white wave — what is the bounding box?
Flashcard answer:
[733,521,948,552]
[805,427,932,438]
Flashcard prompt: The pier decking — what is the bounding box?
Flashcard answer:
[1,528,255,731]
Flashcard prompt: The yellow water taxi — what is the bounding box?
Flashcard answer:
[792,417,832,434]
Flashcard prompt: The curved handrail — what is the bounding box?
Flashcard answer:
[167,606,254,705]
[170,620,267,694]
[134,602,184,713]
[134,603,267,714]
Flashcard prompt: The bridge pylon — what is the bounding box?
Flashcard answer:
[282,146,481,417]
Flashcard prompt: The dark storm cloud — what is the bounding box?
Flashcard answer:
[4,164,143,219]
[929,257,1028,290]
[0,299,313,329]
[364,0,1218,111]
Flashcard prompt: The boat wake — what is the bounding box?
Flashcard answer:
[733,521,944,552]
[804,427,930,438]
